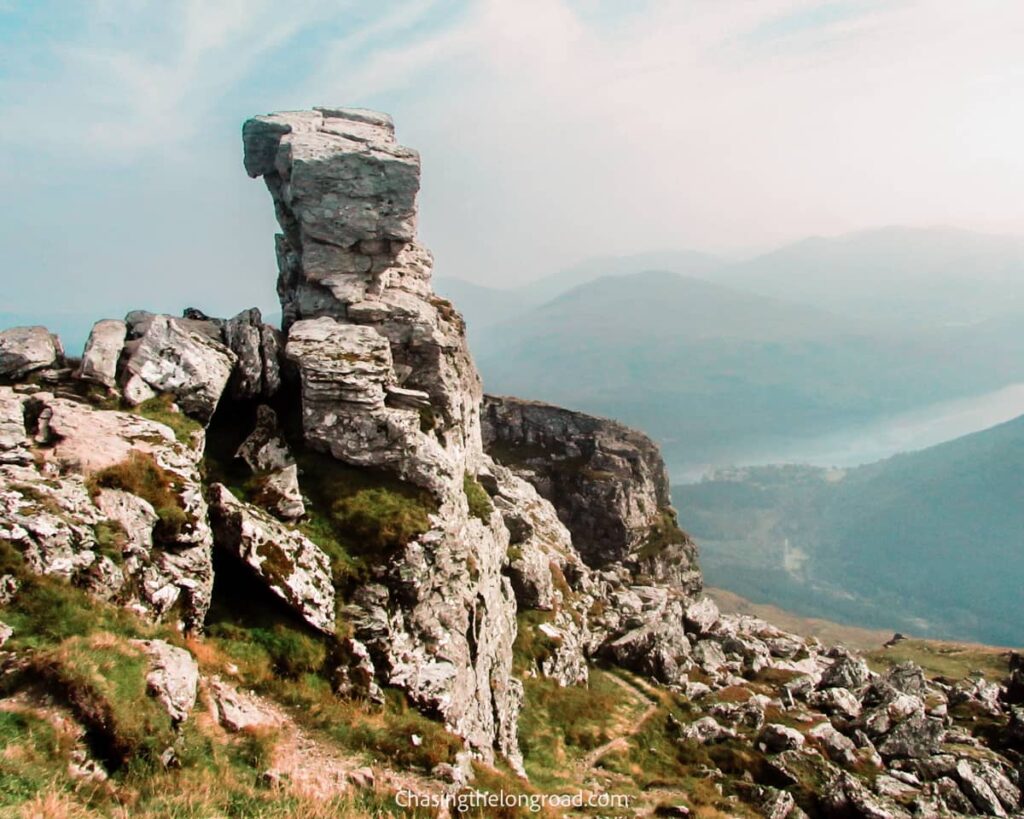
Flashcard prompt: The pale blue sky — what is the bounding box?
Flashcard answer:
[2,0,1023,344]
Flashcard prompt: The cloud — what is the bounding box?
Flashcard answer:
[1,0,1022,313]
[300,0,1024,280]
[0,0,336,160]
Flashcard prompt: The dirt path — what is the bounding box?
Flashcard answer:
[579,673,659,773]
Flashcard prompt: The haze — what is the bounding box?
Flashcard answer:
[2,0,1023,319]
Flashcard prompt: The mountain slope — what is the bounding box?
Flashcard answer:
[474,270,1024,475]
[675,415,1024,645]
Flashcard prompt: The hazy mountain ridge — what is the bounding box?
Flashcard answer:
[674,414,1024,646]
[465,258,1024,475]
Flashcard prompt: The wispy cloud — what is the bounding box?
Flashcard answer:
[0,0,1022,314]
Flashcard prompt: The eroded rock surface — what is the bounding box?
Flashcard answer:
[0,326,62,380]
[481,395,701,594]
[0,387,214,629]
[208,482,335,634]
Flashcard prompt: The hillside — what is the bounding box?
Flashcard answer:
[435,250,722,345]
[473,270,1024,475]
[675,415,1024,646]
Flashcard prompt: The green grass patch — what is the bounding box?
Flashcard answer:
[134,394,203,444]
[517,668,630,786]
[294,451,436,585]
[0,710,70,808]
[87,451,190,544]
[207,621,327,684]
[32,633,176,770]
[866,639,1011,682]
[264,674,463,773]
[463,472,493,521]
[512,611,559,676]
[636,507,687,560]
[0,573,157,651]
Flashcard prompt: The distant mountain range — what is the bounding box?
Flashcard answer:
[441,227,1024,475]
[674,414,1024,646]
[717,226,1024,326]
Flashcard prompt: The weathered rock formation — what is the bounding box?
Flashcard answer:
[208,483,334,634]
[244,106,520,770]
[482,394,701,594]
[0,106,1022,818]
[0,387,213,630]
[0,326,63,380]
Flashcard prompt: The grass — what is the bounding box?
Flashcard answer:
[93,520,129,566]
[0,709,74,809]
[134,394,204,444]
[293,451,437,587]
[866,638,1012,682]
[0,573,160,651]
[463,472,493,521]
[87,451,190,544]
[636,507,688,560]
[330,487,433,552]
[512,611,559,676]
[517,667,633,786]
[31,633,176,770]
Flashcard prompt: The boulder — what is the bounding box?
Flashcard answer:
[122,315,236,422]
[760,723,806,753]
[808,721,858,766]
[676,716,735,743]
[208,483,334,633]
[207,676,284,732]
[876,715,944,759]
[133,639,199,723]
[819,651,872,691]
[0,326,62,379]
[684,597,720,635]
[236,405,293,473]
[79,319,127,388]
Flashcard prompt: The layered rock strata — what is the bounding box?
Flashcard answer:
[243,106,520,770]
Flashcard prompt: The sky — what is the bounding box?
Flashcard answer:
[2,0,1023,336]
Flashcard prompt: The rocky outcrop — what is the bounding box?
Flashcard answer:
[121,315,237,421]
[481,395,701,594]
[78,319,127,388]
[0,386,214,629]
[0,326,62,380]
[244,107,521,770]
[208,482,335,634]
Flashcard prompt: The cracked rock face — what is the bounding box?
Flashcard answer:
[481,395,701,594]
[0,387,214,630]
[245,107,521,770]
[208,482,335,634]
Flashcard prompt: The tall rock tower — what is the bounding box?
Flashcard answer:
[243,107,522,770]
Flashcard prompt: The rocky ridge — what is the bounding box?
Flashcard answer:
[0,108,1021,817]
